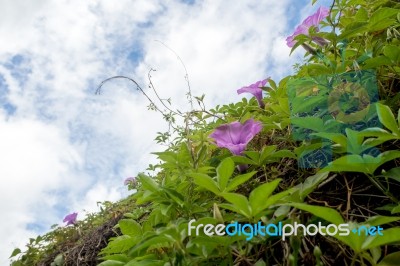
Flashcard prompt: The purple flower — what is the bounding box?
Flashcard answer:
[124,177,136,186]
[63,212,78,226]
[209,119,263,155]
[286,6,330,47]
[237,79,269,108]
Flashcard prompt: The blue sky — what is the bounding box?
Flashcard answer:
[0,0,332,263]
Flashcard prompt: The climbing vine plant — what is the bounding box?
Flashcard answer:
[10,0,400,265]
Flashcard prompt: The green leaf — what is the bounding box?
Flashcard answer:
[384,45,400,63]
[299,172,330,200]
[190,173,220,195]
[244,151,261,163]
[391,205,400,214]
[368,8,398,32]
[375,204,397,212]
[226,171,257,192]
[381,167,400,183]
[363,56,392,68]
[376,103,400,136]
[130,234,173,254]
[312,132,347,148]
[119,219,142,238]
[163,187,184,206]
[270,150,297,160]
[126,260,165,266]
[51,254,64,266]
[363,216,400,227]
[334,222,365,252]
[259,188,295,217]
[218,203,243,216]
[9,248,21,258]
[217,157,235,191]
[286,202,344,225]
[361,127,397,143]
[98,261,126,266]
[249,179,281,215]
[232,155,257,165]
[378,151,400,168]
[221,192,251,218]
[323,151,400,175]
[371,247,382,263]
[378,252,400,266]
[345,128,364,155]
[123,255,163,266]
[101,235,137,254]
[362,227,400,250]
[268,79,278,90]
[339,21,368,39]
[259,146,277,163]
[322,155,368,174]
[153,151,177,164]
[307,63,333,76]
[291,117,324,132]
[355,7,368,21]
[100,254,130,263]
[291,95,327,113]
[138,174,159,192]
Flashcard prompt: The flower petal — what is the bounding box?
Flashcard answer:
[210,121,243,145]
[209,119,263,156]
[237,79,269,106]
[286,6,330,47]
[240,119,263,145]
[63,212,78,225]
[286,35,296,47]
[237,86,262,100]
[224,143,247,155]
[124,177,136,185]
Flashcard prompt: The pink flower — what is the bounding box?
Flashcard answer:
[237,79,269,108]
[209,119,262,155]
[286,6,330,47]
[63,212,78,226]
[124,177,136,186]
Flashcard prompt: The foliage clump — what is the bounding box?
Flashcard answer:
[10,199,135,266]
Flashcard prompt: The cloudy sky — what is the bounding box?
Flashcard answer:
[0,0,331,263]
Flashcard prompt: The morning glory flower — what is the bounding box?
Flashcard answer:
[286,6,330,47]
[209,119,263,155]
[63,212,78,226]
[124,177,136,186]
[237,79,269,108]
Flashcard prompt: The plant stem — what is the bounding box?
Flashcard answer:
[367,174,399,203]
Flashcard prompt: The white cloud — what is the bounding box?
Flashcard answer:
[0,0,318,263]
[0,114,85,262]
[135,0,296,109]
